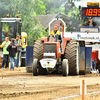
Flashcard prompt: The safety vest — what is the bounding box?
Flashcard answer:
[50,30,61,35]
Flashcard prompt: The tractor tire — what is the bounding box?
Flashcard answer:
[33,40,43,60]
[33,59,38,76]
[64,39,79,75]
[62,59,69,76]
[33,40,47,75]
[96,63,100,73]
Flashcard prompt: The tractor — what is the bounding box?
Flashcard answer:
[32,2,100,76]
[33,18,86,76]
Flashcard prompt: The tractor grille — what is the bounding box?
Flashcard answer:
[44,44,56,53]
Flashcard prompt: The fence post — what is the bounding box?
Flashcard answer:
[82,80,84,100]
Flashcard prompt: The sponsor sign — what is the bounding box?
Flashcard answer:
[40,58,57,68]
[64,32,100,42]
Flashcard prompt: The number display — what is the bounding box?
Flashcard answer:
[83,8,100,17]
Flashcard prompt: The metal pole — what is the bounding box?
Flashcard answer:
[82,80,84,100]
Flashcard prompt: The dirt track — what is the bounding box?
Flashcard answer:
[0,68,100,100]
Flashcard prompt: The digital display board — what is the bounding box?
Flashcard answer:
[82,7,100,17]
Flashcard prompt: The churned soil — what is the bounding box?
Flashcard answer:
[0,68,100,100]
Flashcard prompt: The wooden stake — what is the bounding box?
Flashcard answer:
[82,80,84,100]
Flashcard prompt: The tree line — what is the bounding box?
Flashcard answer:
[0,0,80,45]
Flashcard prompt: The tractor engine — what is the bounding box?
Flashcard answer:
[44,43,56,58]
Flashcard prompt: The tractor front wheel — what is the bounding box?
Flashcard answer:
[62,59,69,76]
[33,59,38,76]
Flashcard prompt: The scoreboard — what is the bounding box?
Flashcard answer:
[82,7,100,17]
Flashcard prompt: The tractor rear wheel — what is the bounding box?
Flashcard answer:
[62,59,69,76]
[33,59,38,76]
[64,39,79,75]
[33,40,47,75]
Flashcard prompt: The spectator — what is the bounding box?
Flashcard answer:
[86,17,97,27]
[14,53,17,68]
[1,37,11,69]
[14,37,17,67]
[15,35,22,67]
[7,38,17,70]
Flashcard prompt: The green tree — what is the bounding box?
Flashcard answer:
[0,0,47,46]
[64,0,80,31]
[42,0,80,31]
[34,0,46,15]
[18,0,47,45]
[42,0,65,14]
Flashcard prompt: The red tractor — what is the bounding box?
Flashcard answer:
[33,18,85,76]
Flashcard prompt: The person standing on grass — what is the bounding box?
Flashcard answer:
[7,38,17,70]
[15,35,22,67]
[1,37,11,69]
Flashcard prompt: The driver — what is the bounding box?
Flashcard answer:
[50,24,61,42]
